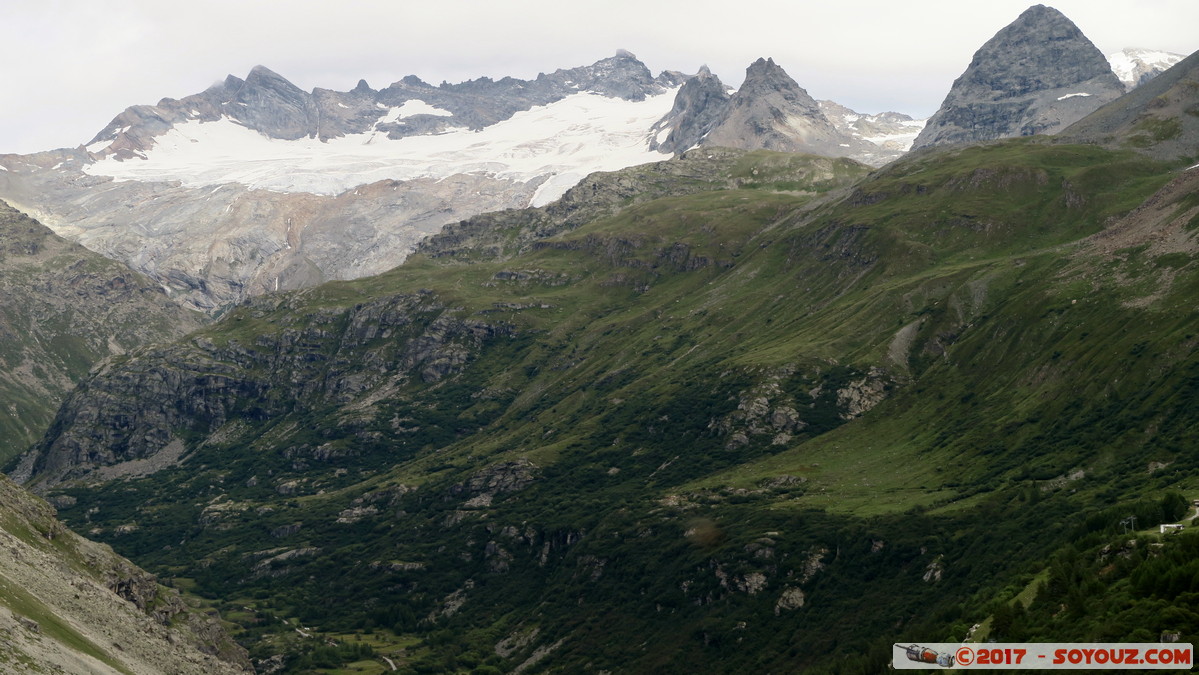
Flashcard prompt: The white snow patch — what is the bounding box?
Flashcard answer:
[1057,93,1092,101]
[655,126,672,145]
[393,100,453,118]
[337,102,349,109]
[1187,163,1199,172]
[863,119,927,151]
[86,139,112,154]
[373,101,454,128]
[0,164,8,171]
[86,90,680,205]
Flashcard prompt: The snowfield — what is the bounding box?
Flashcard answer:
[1107,48,1185,88]
[86,90,679,207]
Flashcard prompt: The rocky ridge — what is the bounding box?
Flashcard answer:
[16,289,514,489]
[0,201,202,459]
[0,149,538,312]
[913,4,1126,149]
[651,58,913,166]
[0,473,249,673]
[417,146,870,261]
[86,51,685,160]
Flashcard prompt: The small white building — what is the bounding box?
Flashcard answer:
[1161,524,1184,534]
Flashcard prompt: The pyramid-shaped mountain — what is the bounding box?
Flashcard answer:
[913,4,1124,150]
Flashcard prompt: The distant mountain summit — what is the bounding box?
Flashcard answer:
[651,58,915,165]
[702,58,863,156]
[649,65,731,153]
[1107,48,1187,91]
[89,51,685,161]
[913,4,1125,150]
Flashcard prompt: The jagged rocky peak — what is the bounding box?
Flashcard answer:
[650,57,916,165]
[649,64,731,152]
[536,49,683,100]
[1108,48,1187,91]
[912,4,1125,150]
[700,57,859,157]
[234,65,318,140]
[83,51,684,159]
[735,57,822,114]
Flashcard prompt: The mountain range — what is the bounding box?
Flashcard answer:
[0,12,1184,315]
[0,3,1198,672]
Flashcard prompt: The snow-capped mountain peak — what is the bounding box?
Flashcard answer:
[85,89,679,207]
[1107,47,1186,91]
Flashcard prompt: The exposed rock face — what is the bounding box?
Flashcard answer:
[702,58,870,158]
[0,474,249,672]
[0,53,687,313]
[0,152,540,312]
[451,459,540,508]
[0,201,202,459]
[651,58,910,166]
[913,5,1125,150]
[19,290,512,489]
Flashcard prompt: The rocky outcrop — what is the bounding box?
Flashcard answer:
[650,59,911,166]
[0,474,249,672]
[0,201,202,458]
[913,5,1124,150]
[649,66,732,153]
[701,58,872,159]
[452,459,540,508]
[19,290,513,489]
[713,365,892,449]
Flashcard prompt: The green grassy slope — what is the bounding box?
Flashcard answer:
[0,201,203,461]
[22,143,1199,673]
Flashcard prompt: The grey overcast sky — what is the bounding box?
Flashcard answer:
[2,0,1196,155]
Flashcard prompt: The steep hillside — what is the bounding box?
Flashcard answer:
[0,473,249,673]
[1057,49,1199,163]
[0,201,202,461]
[12,138,1199,672]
